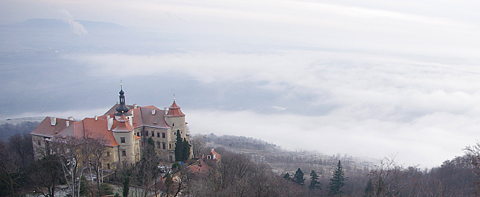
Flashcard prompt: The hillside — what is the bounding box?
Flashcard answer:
[194,133,377,177]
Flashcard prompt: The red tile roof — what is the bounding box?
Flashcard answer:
[189,159,210,175]
[32,101,184,148]
[139,106,171,128]
[112,115,134,133]
[55,116,120,147]
[30,117,76,138]
[166,101,185,117]
[206,150,221,161]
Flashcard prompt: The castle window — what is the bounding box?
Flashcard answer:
[137,132,140,136]
[157,141,161,149]
[162,142,166,149]
[157,133,160,138]
[107,163,110,169]
[107,152,110,157]
[122,150,126,156]
[145,131,148,136]
[121,137,125,143]
[162,132,165,138]
[169,144,172,149]
[152,132,154,137]
[37,140,41,146]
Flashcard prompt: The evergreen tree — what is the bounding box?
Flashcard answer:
[328,160,347,196]
[283,172,290,180]
[309,170,322,190]
[182,137,190,161]
[174,130,183,162]
[293,168,305,185]
[122,170,131,197]
[364,179,374,197]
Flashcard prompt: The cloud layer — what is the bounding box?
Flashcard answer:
[61,51,480,167]
[1,0,480,168]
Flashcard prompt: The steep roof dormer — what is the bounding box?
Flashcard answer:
[112,115,134,132]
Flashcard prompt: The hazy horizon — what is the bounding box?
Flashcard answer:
[2,0,480,168]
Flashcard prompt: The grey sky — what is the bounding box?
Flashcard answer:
[1,0,480,167]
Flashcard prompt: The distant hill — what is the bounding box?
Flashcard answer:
[0,18,179,54]
[8,18,127,31]
[197,133,377,177]
[0,121,40,141]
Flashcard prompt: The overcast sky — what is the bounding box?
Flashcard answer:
[2,0,480,168]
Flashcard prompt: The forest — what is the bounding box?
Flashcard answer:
[1,122,480,196]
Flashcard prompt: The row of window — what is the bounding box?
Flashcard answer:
[155,141,170,149]
[136,131,166,138]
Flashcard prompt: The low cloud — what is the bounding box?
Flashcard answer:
[60,51,480,167]
[60,9,88,35]
[187,109,478,168]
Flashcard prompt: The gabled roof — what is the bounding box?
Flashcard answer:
[104,104,134,116]
[30,117,76,138]
[139,106,171,129]
[54,116,120,147]
[104,104,172,129]
[206,149,221,161]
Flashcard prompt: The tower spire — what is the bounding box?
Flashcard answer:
[115,83,130,116]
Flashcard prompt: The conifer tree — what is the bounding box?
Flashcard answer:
[174,130,182,162]
[364,179,374,197]
[182,137,190,161]
[294,168,305,185]
[328,160,347,196]
[283,172,290,180]
[309,170,322,190]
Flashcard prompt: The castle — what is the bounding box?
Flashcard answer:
[30,87,190,169]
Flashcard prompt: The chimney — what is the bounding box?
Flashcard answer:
[66,121,70,127]
[108,117,114,131]
[50,117,57,126]
[68,116,74,120]
[133,104,138,109]
[95,116,98,121]
[164,107,168,115]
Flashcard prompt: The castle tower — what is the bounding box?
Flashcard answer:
[165,99,187,139]
[112,87,136,166]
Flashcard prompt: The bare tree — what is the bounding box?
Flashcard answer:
[51,136,99,197]
[365,156,406,197]
[30,154,63,197]
[465,143,480,194]
[191,134,205,158]
[0,141,18,196]
[87,138,108,195]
